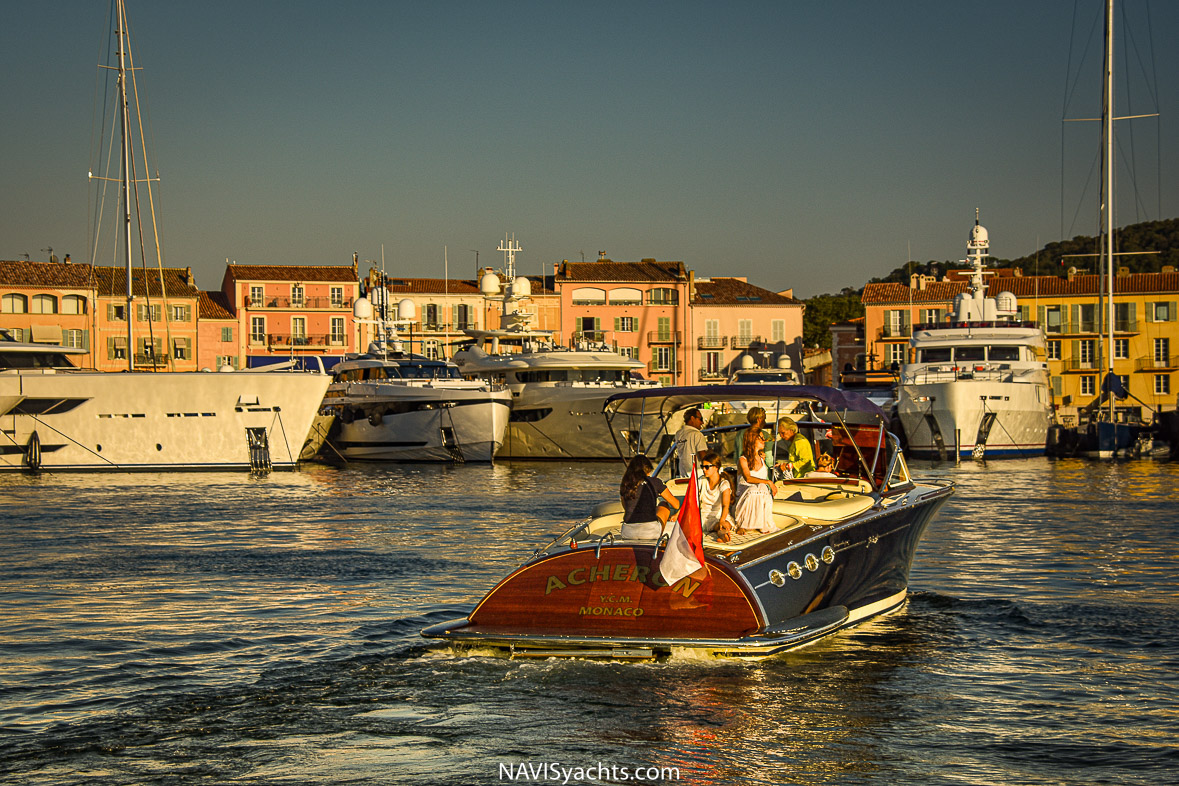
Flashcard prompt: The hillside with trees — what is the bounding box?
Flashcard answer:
[801,217,1179,348]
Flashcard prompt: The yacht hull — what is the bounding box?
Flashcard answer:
[423,484,952,658]
[0,370,330,471]
[329,391,511,462]
[498,386,656,460]
[897,378,1050,459]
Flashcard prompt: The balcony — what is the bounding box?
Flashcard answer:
[697,335,727,349]
[1061,357,1102,373]
[698,366,726,380]
[572,331,607,344]
[266,332,343,348]
[1044,320,1100,336]
[729,334,764,349]
[880,324,911,339]
[245,296,353,309]
[647,360,682,375]
[1135,354,1179,372]
[133,352,169,368]
[647,331,681,344]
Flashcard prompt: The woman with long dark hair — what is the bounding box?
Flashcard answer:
[619,454,680,540]
[734,428,777,534]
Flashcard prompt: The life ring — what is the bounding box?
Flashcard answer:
[25,431,42,470]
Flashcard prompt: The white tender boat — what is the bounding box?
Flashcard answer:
[896,215,1052,459]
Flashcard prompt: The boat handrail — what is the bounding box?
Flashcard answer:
[594,531,615,559]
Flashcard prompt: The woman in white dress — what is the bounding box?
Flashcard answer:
[735,429,777,534]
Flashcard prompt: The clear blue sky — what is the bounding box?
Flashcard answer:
[3,0,1176,297]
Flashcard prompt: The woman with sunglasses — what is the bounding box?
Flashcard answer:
[734,428,778,534]
[694,450,734,543]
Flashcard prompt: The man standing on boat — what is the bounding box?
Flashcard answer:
[673,408,707,477]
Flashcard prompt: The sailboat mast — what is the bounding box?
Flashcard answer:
[1103,0,1115,421]
[116,0,134,372]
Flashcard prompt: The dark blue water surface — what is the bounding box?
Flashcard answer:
[1,458,1176,785]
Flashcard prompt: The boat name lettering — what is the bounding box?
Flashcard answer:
[544,565,700,598]
[579,606,644,617]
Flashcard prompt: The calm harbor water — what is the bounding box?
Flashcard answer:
[1,458,1176,785]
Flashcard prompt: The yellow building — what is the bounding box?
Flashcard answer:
[862,267,1179,426]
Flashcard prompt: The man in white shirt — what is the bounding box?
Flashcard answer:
[673,408,707,477]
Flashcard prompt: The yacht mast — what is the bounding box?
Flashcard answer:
[1102,0,1114,422]
[116,0,134,372]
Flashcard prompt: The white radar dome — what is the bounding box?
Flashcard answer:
[397,298,416,320]
[479,271,501,296]
[776,355,790,369]
[510,276,532,298]
[996,291,1018,313]
[740,355,755,370]
[970,224,989,246]
[353,297,373,320]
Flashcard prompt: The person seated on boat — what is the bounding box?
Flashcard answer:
[805,452,838,478]
[734,430,778,535]
[732,406,768,464]
[695,450,734,543]
[619,454,680,540]
[673,408,708,477]
[772,416,815,479]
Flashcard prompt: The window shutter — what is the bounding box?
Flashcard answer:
[1071,304,1080,329]
[1127,302,1136,327]
[1146,302,1156,322]
[1169,302,1177,322]
[107,336,116,359]
[1051,376,1062,396]
[614,317,620,332]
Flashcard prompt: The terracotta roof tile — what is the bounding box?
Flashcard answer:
[693,277,803,306]
[0,260,94,288]
[199,291,235,320]
[91,266,201,298]
[557,260,687,282]
[223,264,359,283]
[863,272,1179,304]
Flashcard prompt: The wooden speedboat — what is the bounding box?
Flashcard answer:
[422,384,953,659]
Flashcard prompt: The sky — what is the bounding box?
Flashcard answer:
[3,0,1177,298]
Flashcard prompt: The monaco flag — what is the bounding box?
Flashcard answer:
[659,462,707,585]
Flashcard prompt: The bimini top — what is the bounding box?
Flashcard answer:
[603,384,885,419]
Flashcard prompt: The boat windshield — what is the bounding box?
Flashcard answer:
[0,350,79,370]
[513,369,631,383]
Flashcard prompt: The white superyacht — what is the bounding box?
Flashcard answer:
[449,236,658,459]
[896,216,1052,459]
[322,294,510,462]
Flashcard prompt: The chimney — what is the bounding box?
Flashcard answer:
[64,254,71,264]
[1117,266,1130,276]
[1163,265,1176,274]
[184,266,193,286]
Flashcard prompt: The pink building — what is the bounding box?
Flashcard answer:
[220,263,361,369]
[554,259,690,385]
[690,277,805,384]
[197,291,238,370]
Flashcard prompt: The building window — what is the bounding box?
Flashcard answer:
[170,304,191,322]
[1044,306,1063,333]
[1079,339,1095,366]
[1047,340,1061,360]
[1,294,28,313]
[648,288,677,305]
[658,317,672,342]
[291,285,304,307]
[424,304,440,329]
[1080,375,1096,396]
[422,340,442,360]
[330,316,345,346]
[654,346,673,371]
[173,338,190,360]
[1154,337,1171,367]
[330,286,345,308]
[771,320,785,343]
[250,316,266,344]
[1155,374,1171,395]
[608,287,642,305]
[1114,338,1129,360]
[30,294,58,314]
[888,343,906,365]
[453,304,473,330]
[216,355,238,370]
[107,303,127,321]
[137,303,162,322]
[618,347,638,360]
[62,295,87,315]
[1150,302,1175,322]
[571,287,606,305]
[250,286,264,306]
[63,329,86,349]
[221,327,234,342]
[108,336,128,360]
[922,308,941,325]
[737,319,753,344]
[291,317,307,344]
[884,309,908,337]
[616,316,636,333]
[703,351,721,376]
[7,328,23,341]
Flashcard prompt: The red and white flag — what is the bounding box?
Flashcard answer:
[659,462,707,585]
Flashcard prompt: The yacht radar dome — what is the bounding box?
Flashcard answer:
[353,297,373,320]
[479,271,501,296]
[397,298,417,320]
[510,276,532,299]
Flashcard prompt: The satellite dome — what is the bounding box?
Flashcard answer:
[353,297,373,320]
[740,355,755,370]
[397,298,416,320]
[970,223,989,246]
[479,271,501,296]
[996,291,1018,312]
[510,276,531,298]
[775,355,790,369]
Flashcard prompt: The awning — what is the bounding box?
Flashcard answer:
[30,325,63,344]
